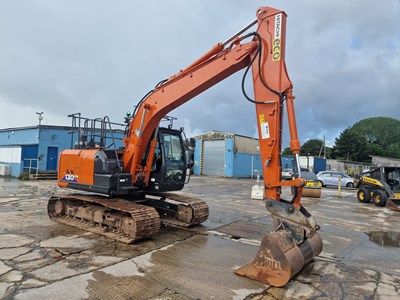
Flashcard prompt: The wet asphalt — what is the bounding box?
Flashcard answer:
[0,176,399,299]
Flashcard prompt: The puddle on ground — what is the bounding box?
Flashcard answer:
[0,177,24,186]
[0,177,14,183]
[0,206,17,212]
[367,231,400,248]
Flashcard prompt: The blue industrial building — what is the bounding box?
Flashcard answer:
[193,131,263,178]
[193,131,326,178]
[281,156,294,169]
[299,156,326,173]
[0,125,124,177]
[0,123,327,179]
[281,156,326,173]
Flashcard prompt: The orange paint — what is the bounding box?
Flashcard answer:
[58,149,97,186]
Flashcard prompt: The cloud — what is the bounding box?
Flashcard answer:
[0,0,399,149]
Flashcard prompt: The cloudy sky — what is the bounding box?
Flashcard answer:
[0,0,399,147]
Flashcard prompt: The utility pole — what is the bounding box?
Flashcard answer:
[318,135,326,158]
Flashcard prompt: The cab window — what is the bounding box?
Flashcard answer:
[162,134,183,162]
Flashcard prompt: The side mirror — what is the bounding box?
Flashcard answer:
[185,150,193,168]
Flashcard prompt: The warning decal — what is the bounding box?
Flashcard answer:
[259,114,270,139]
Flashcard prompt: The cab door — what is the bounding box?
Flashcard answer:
[147,128,187,192]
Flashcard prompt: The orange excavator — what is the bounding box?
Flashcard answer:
[48,6,322,287]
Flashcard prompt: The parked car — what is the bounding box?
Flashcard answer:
[281,168,294,180]
[317,171,354,188]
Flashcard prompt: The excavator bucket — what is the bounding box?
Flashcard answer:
[235,230,322,286]
[235,199,323,286]
[386,198,400,212]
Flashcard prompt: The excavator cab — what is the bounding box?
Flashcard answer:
[147,127,188,193]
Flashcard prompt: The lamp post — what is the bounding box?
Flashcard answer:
[35,112,44,177]
[36,112,44,126]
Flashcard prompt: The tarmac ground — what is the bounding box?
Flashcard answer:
[0,176,399,299]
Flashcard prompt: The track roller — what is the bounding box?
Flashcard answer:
[48,194,161,243]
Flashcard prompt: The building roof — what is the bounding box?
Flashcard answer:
[0,124,124,134]
[0,125,72,132]
[194,130,257,141]
[371,156,400,168]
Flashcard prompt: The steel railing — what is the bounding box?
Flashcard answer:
[23,158,39,177]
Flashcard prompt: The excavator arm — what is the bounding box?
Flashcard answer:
[123,39,257,185]
[122,7,322,286]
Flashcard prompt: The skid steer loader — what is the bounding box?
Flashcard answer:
[354,166,400,211]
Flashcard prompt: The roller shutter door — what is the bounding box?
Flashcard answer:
[202,140,225,176]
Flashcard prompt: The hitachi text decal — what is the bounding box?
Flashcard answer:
[272,13,282,61]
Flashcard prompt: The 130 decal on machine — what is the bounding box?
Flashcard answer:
[62,171,79,182]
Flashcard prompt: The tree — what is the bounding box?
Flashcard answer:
[300,139,323,156]
[282,140,332,158]
[282,147,292,156]
[332,128,370,162]
[386,143,400,159]
[351,117,400,148]
[350,117,400,159]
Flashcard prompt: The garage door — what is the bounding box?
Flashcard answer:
[202,140,225,176]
